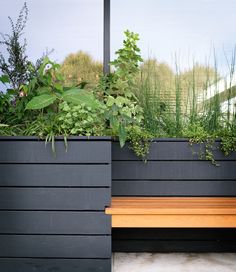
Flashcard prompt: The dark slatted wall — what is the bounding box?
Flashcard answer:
[0,137,111,272]
[112,139,236,196]
[112,139,236,252]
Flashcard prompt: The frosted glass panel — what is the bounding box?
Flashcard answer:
[0,0,103,63]
[111,0,236,74]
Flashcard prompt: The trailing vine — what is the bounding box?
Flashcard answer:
[220,122,236,156]
[128,126,152,161]
[184,122,219,165]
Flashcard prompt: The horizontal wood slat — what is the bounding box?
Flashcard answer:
[0,188,110,210]
[113,240,236,252]
[113,161,236,180]
[0,141,111,163]
[111,214,236,228]
[112,180,236,196]
[106,197,236,228]
[0,259,111,272]
[0,235,111,258]
[112,141,236,161]
[110,197,236,205]
[112,141,236,197]
[0,211,110,234]
[0,164,111,187]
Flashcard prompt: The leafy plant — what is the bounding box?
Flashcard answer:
[128,126,152,161]
[99,30,146,148]
[221,121,236,156]
[0,3,235,163]
[184,122,219,165]
[0,2,29,92]
[25,57,101,112]
[58,101,106,136]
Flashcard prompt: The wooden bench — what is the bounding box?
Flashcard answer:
[105,197,236,228]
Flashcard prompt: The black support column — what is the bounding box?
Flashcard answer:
[103,0,110,74]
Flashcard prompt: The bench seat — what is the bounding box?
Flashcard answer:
[105,197,236,228]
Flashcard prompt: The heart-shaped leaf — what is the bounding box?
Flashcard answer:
[62,88,101,109]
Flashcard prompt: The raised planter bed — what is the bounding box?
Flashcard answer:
[0,136,235,267]
[0,136,111,272]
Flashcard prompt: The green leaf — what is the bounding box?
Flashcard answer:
[107,96,115,107]
[26,94,57,110]
[54,82,63,92]
[118,123,127,148]
[115,96,126,107]
[28,78,37,92]
[6,89,15,95]
[36,87,51,95]
[0,75,10,84]
[109,115,118,129]
[62,89,101,109]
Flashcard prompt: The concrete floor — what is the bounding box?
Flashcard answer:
[113,253,236,272]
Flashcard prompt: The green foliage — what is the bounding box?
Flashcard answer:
[97,30,145,150]
[110,30,143,98]
[58,101,106,136]
[26,94,57,110]
[25,58,100,111]
[128,126,152,161]
[221,121,236,156]
[0,2,29,91]
[0,124,10,136]
[0,76,11,115]
[136,53,236,163]
[104,94,143,147]
[0,4,52,124]
[61,89,101,109]
[22,57,66,112]
[0,6,235,164]
[184,122,218,165]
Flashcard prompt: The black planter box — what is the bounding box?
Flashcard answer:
[0,136,112,272]
[112,139,236,196]
[0,137,236,264]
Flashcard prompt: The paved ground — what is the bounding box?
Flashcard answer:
[113,253,236,272]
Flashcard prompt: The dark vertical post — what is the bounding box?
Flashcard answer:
[103,0,110,74]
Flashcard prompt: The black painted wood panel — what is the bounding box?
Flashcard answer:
[0,259,111,272]
[0,188,110,210]
[112,180,236,196]
[0,138,111,271]
[0,235,111,258]
[0,141,111,163]
[0,211,111,234]
[0,164,111,187]
[112,141,236,197]
[112,141,236,161]
[113,161,236,180]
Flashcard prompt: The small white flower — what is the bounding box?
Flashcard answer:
[43,63,52,75]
